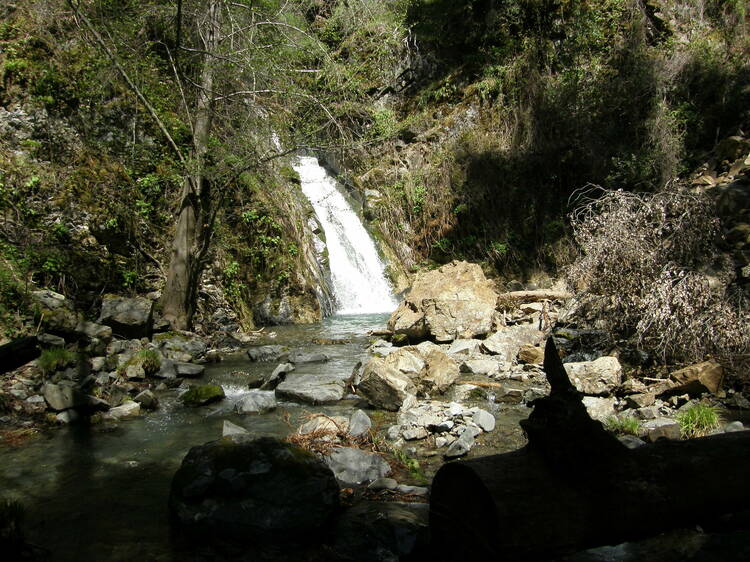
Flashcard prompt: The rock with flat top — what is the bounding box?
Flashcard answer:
[356,357,416,411]
[98,295,154,339]
[275,374,345,404]
[565,357,623,396]
[235,390,276,414]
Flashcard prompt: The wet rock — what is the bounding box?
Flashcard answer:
[481,325,544,361]
[174,362,205,378]
[43,381,82,411]
[348,409,372,437]
[260,362,295,390]
[98,295,154,339]
[275,374,345,404]
[31,290,79,334]
[103,401,141,420]
[472,409,496,432]
[368,477,398,491]
[333,501,429,562]
[222,420,248,437]
[288,351,329,364]
[246,345,289,362]
[134,389,159,410]
[356,357,416,411]
[180,384,225,407]
[235,390,277,414]
[643,418,681,442]
[324,447,391,486]
[388,261,498,342]
[169,437,339,541]
[565,356,623,396]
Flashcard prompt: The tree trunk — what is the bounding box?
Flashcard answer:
[161,0,220,330]
[429,338,750,560]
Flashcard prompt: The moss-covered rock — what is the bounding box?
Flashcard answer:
[180,384,225,407]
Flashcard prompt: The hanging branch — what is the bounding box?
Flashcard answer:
[66,0,186,167]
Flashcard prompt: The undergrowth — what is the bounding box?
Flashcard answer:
[677,403,721,438]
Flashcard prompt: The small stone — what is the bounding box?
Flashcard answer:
[472,409,496,432]
[260,362,295,390]
[288,351,329,364]
[444,428,475,459]
[428,419,454,433]
[222,420,248,437]
[125,363,145,380]
[348,409,372,438]
[435,436,449,448]
[618,435,647,449]
[325,447,391,486]
[38,333,66,347]
[643,418,681,442]
[386,425,401,441]
[56,410,79,424]
[626,392,656,409]
[447,402,464,417]
[368,477,398,491]
[636,406,660,420]
[395,484,429,496]
[403,427,429,441]
[104,401,141,420]
[724,421,745,433]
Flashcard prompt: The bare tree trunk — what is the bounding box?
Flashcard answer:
[161,0,220,330]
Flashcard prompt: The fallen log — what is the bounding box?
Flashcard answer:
[0,336,39,375]
[499,289,573,303]
[429,338,750,560]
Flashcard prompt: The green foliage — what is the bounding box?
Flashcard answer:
[391,446,427,485]
[605,415,642,437]
[117,349,161,376]
[37,347,77,376]
[677,404,721,439]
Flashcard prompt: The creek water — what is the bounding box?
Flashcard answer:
[0,314,392,561]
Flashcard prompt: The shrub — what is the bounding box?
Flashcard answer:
[677,404,721,439]
[37,347,76,375]
[568,187,750,366]
[605,415,641,436]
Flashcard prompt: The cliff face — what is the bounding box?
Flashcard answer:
[0,1,748,337]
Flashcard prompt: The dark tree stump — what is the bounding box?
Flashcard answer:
[429,338,750,560]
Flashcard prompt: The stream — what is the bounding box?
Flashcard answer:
[0,315,394,561]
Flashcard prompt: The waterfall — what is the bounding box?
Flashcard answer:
[293,156,398,315]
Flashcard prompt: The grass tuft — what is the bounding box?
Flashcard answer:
[605,415,642,436]
[676,404,720,439]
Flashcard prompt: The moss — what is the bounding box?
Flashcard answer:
[37,347,77,376]
[117,349,161,376]
[181,384,225,407]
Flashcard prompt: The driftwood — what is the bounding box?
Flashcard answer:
[429,338,750,560]
[500,289,573,302]
[0,336,39,375]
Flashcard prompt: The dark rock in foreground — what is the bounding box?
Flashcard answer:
[169,437,339,542]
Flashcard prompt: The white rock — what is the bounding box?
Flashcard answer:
[473,409,496,432]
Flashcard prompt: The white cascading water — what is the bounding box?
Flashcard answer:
[293,156,398,315]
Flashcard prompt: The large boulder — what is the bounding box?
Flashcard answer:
[156,332,208,362]
[666,361,724,397]
[356,357,416,411]
[98,295,154,339]
[42,381,83,411]
[169,437,339,542]
[235,390,277,414]
[564,356,623,396]
[31,290,79,335]
[387,261,498,342]
[275,374,345,404]
[180,384,225,407]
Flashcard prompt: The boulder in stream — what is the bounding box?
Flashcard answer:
[169,437,339,542]
[180,384,225,407]
[275,374,345,404]
[388,261,498,342]
[235,390,276,414]
[356,357,416,411]
[246,345,289,362]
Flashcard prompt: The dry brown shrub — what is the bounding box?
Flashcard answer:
[567,186,750,368]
